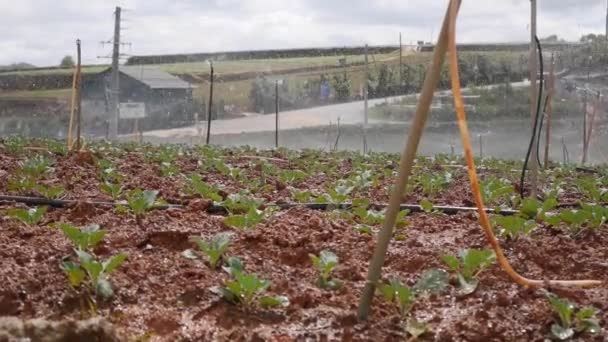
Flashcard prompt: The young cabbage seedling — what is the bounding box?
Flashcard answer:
[7,176,36,194]
[216,259,288,309]
[35,184,65,199]
[126,189,159,223]
[441,249,496,295]
[4,136,25,155]
[221,192,263,214]
[223,207,274,230]
[278,170,307,184]
[20,155,53,178]
[290,187,313,203]
[62,250,127,301]
[6,206,47,226]
[189,232,231,268]
[309,250,342,290]
[492,215,536,240]
[546,293,601,340]
[378,279,414,317]
[100,182,123,200]
[188,174,222,202]
[480,177,514,206]
[378,269,448,317]
[58,223,106,251]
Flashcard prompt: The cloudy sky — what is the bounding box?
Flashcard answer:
[0,0,606,66]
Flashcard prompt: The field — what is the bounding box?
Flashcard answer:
[0,50,526,110]
[0,137,606,341]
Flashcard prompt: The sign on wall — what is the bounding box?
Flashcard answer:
[119,102,146,119]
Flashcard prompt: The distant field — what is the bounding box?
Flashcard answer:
[0,50,527,109]
[0,88,72,100]
[0,65,108,76]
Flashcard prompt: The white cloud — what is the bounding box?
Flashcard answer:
[0,0,606,66]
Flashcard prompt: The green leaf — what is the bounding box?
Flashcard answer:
[62,261,85,287]
[413,268,449,294]
[547,294,575,328]
[551,323,574,340]
[223,215,247,229]
[420,199,434,213]
[352,198,371,209]
[223,256,244,276]
[441,255,460,273]
[520,197,541,219]
[457,274,479,296]
[96,278,114,300]
[259,295,290,308]
[378,282,395,302]
[181,249,199,259]
[143,190,159,207]
[460,249,496,281]
[405,319,428,339]
[102,253,127,274]
[191,233,231,268]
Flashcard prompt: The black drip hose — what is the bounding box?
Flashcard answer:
[520,36,544,198]
[536,94,550,168]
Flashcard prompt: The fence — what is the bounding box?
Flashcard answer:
[0,47,606,165]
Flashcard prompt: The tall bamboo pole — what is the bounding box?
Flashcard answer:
[357,0,459,321]
[528,0,539,197]
[75,40,82,150]
[543,54,555,167]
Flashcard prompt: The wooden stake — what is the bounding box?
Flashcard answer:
[357,0,458,321]
[275,80,279,149]
[67,45,78,150]
[543,54,555,168]
[75,39,82,151]
[206,62,214,145]
[584,91,600,163]
[582,91,588,164]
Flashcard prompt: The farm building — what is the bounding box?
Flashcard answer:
[82,65,198,133]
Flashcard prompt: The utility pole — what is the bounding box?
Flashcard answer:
[528,0,539,197]
[109,6,121,140]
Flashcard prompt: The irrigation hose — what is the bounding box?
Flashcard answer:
[446,5,601,288]
[536,94,550,168]
[519,36,545,199]
[0,195,520,216]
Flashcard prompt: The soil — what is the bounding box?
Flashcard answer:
[0,147,607,341]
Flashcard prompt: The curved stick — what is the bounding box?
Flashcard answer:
[446,2,601,288]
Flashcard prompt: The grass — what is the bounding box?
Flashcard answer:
[0,65,108,76]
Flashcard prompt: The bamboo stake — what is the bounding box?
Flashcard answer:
[67,49,78,150]
[206,62,214,145]
[357,0,458,321]
[446,2,600,289]
[583,91,600,164]
[528,0,539,198]
[543,54,555,168]
[75,39,82,151]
